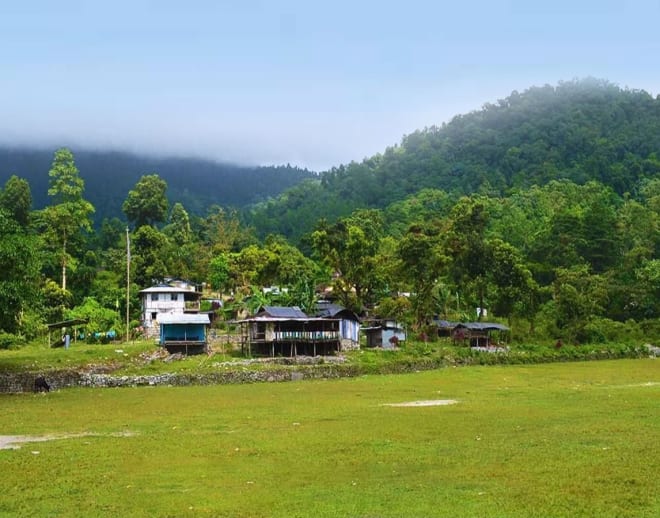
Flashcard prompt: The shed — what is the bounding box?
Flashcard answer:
[46,319,89,348]
[452,322,509,348]
[433,319,459,337]
[158,313,210,355]
[362,319,406,348]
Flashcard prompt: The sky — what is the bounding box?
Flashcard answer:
[1,1,659,172]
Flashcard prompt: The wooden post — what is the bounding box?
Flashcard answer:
[126,227,130,344]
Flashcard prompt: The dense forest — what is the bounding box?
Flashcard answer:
[1,79,659,349]
[246,79,660,242]
[0,148,315,223]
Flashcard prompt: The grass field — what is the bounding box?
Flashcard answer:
[1,359,658,517]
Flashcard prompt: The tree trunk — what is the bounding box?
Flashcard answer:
[61,238,67,291]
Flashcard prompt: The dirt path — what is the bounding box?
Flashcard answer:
[0,431,135,450]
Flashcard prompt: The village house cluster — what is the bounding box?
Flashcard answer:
[137,280,509,357]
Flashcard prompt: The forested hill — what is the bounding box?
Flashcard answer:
[0,148,315,222]
[246,79,660,241]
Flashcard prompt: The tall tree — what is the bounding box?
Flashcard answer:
[0,175,33,227]
[397,222,447,328]
[123,174,169,228]
[0,212,41,333]
[311,209,385,311]
[445,197,492,318]
[41,148,94,291]
[131,225,170,287]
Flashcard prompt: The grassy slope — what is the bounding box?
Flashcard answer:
[0,359,658,517]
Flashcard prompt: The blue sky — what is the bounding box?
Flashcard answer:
[1,1,659,171]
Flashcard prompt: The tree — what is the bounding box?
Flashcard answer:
[551,265,608,343]
[311,209,385,311]
[260,235,319,288]
[131,225,170,287]
[164,202,192,244]
[445,197,492,318]
[41,148,95,291]
[163,202,197,279]
[0,175,32,227]
[123,174,168,228]
[66,297,121,339]
[208,254,230,293]
[0,212,41,333]
[397,222,447,328]
[488,239,536,325]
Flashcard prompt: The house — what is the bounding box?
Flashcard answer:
[237,305,356,357]
[362,319,406,348]
[432,318,459,338]
[139,283,202,338]
[157,313,210,355]
[451,322,509,348]
[313,302,360,350]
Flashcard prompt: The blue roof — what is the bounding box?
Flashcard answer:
[259,306,308,318]
[454,322,509,331]
[314,302,359,320]
[434,319,458,328]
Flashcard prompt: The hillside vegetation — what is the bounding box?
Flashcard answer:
[1,78,659,349]
[246,79,660,241]
[0,148,315,223]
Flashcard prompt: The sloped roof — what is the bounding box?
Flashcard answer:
[314,302,359,321]
[47,318,89,329]
[158,314,210,325]
[258,306,308,318]
[434,319,459,329]
[454,322,509,331]
[139,285,199,295]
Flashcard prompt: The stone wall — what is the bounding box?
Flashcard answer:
[1,344,651,394]
[0,362,361,393]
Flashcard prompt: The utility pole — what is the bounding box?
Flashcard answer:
[126,227,131,343]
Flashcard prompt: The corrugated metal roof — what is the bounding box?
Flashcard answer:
[434,319,458,329]
[454,322,509,331]
[259,306,308,318]
[158,314,210,325]
[314,303,359,320]
[139,286,199,294]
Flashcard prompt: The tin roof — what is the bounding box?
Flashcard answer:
[314,302,359,320]
[258,306,308,318]
[157,314,210,325]
[454,322,509,331]
[139,285,199,294]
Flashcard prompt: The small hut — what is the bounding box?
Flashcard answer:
[157,313,210,355]
[452,322,509,348]
[362,319,406,348]
[46,319,89,347]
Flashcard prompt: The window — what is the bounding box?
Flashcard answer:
[151,294,159,301]
[170,293,179,301]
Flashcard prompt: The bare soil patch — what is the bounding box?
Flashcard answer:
[382,399,458,407]
[0,431,135,450]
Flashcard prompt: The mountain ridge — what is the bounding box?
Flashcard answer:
[245,78,660,241]
[0,147,315,223]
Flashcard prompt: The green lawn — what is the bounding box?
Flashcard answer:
[1,359,658,517]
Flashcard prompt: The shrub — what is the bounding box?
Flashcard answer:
[0,332,26,350]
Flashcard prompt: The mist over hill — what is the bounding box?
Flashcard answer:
[0,147,315,223]
[246,78,660,241]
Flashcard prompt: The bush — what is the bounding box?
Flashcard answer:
[579,317,639,344]
[639,319,660,343]
[0,332,26,350]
